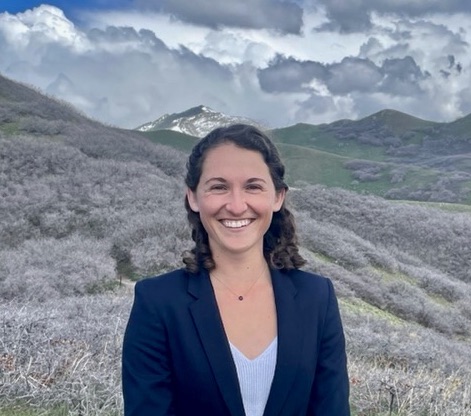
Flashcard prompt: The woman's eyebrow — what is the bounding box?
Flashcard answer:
[203,177,267,185]
[203,177,226,185]
[247,178,267,184]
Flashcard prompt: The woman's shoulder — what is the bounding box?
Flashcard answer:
[279,268,336,298]
[137,268,187,284]
[283,268,331,286]
[134,268,191,297]
[280,268,339,310]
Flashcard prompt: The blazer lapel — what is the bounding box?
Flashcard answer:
[263,269,304,416]
[188,270,246,416]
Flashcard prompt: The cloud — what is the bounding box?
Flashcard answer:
[326,58,382,94]
[379,56,427,95]
[258,54,426,97]
[257,55,328,93]
[313,0,471,33]
[315,0,373,33]
[133,0,304,34]
[1,3,471,129]
[0,5,303,128]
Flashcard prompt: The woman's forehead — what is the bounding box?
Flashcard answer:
[198,144,272,184]
[202,144,267,171]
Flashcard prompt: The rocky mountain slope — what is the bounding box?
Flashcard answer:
[136,105,259,137]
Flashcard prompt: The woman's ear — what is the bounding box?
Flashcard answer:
[186,188,199,212]
[273,188,286,212]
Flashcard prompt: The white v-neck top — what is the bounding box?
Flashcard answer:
[229,337,278,416]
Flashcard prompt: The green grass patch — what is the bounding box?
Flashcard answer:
[272,138,451,201]
[140,129,198,152]
[340,297,406,326]
[0,122,20,135]
[427,293,452,306]
[272,124,386,161]
[277,143,353,188]
[372,267,417,286]
[301,248,336,265]
[398,166,438,188]
[393,199,471,213]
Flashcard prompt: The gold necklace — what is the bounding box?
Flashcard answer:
[211,267,266,301]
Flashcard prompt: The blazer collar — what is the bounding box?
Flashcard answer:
[263,268,303,416]
[188,270,246,416]
[187,268,303,416]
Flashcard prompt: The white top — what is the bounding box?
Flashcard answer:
[229,337,278,416]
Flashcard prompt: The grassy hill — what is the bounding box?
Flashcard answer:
[270,110,471,204]
[141,108,471,204]
[141,129,198,152]
[332,109,438,136]
[1,73,471,415]
[271,122,386,160]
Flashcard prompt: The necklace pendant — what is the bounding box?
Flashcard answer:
[238,295,244,301]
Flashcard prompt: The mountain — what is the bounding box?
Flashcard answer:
[327,109,438,136]
[1,73,471,415]
[139,106,471,204]
[135,105,259,137]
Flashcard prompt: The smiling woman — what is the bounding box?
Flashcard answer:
[122,124,351,415]
[186,143,285,263]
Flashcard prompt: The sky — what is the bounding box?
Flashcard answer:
[1,1,471,129]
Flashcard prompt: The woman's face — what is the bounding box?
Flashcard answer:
[187,142,285,260]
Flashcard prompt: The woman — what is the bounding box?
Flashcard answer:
[122,124,350,415]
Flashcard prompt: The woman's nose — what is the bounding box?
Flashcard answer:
[225,190,247,214]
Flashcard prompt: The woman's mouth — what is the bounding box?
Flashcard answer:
[221,219,253,229]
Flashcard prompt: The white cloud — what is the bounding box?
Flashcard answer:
[1,3,470,128]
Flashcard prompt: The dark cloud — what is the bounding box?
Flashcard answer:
[294,94,338,119]
[440,70,451,79]
[316,1,373,33]
[87,26,168,51]
[313,0,471,33]
[257,55,327,92]
[133,0,303,34]
[326,57,382,94]
[259,54,428,98]
[379,56,427,95]
[447,55,455,68]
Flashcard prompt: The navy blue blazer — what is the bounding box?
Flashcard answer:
[122,268,350,415]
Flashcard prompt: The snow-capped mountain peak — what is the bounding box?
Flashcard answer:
[136,105,260,138]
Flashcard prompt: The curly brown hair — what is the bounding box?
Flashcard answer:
[183,124,305,273]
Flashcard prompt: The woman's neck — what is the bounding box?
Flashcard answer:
[211,252,269,285]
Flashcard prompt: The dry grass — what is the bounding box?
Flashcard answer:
[349,359,471,415]
[1,286,471,415]
[0,290,131,415]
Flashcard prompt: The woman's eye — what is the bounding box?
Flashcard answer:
[246,184,263,191]
[210,184,227,191]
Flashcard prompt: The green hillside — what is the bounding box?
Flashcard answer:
[283,146,442,197]
[271,123,386,160]
[446,113,471,136]
[144,127,469,203]
[140,129,198,152]
[350,109,437,135]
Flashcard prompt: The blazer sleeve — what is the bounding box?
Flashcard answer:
[308,278,350,415]
[122,281,176,416]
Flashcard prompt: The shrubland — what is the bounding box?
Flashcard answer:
[1,74,470,415]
